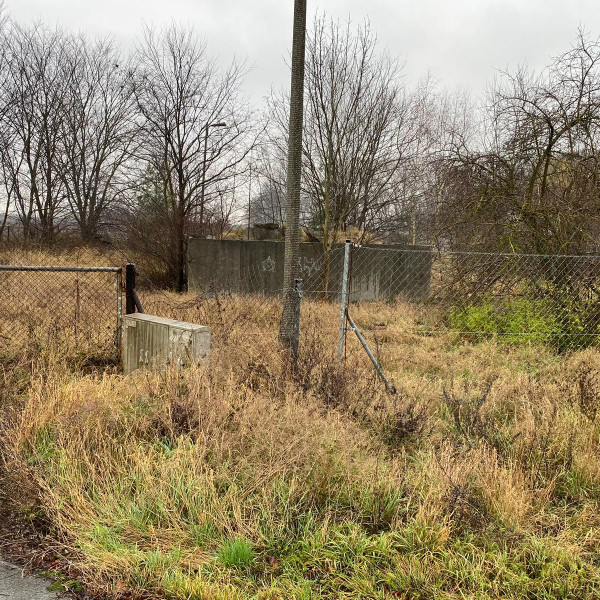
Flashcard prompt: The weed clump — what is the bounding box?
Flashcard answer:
[216,538,255,569]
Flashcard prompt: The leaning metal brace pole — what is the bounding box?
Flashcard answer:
[279,0,307,351]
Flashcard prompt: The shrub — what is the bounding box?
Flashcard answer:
[448,295,600,350]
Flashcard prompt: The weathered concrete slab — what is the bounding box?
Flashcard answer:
[123,313,211,374]
[0,560,62,600]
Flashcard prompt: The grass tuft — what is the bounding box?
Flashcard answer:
[216,538,255,569]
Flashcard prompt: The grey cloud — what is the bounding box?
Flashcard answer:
[9,0,600,101]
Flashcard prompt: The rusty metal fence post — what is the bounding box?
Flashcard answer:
[125,263,144,314]
[125,263,136,314]
[116,268,123,353]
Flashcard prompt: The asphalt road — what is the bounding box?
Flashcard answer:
[0,560,62,600]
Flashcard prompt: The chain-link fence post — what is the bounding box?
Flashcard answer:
[125,263,136,315]
[338,240,352,359]
[115,268,123,354]
[125,263,144,314]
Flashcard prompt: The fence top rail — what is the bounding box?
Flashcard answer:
[359,246,600,260]
[0,265,122,273]
[440,250,600,259]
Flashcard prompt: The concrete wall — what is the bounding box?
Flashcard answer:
[188,239,432,301]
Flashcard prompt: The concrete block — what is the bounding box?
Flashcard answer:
[123,313,210,375]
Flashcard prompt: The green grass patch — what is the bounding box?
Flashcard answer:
[448,295,600,350]
[216,538,255,569]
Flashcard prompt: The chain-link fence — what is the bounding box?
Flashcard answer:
[345,245,600,352]
[0,265,123,360]
[169,241,600,385]
[4,241,592,376]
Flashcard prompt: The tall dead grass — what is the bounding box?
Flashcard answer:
[2,246,600,597]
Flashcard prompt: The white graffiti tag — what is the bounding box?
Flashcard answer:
[300,256,320,277]
[262,256,276,272]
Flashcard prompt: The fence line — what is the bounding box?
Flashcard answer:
[0,265,122,272]
[344,246,600,353]
[0,264,123,359]
[3,244,600,375]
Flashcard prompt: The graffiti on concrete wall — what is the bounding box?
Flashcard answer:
[300,256,320,277]
[261,256,276,272]
[261,255,320,278]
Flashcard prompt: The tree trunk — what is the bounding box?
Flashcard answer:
[175,203,187,292]
[321,158,332,298]
[279,0,307,356]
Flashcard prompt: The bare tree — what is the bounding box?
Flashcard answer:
[58,35,137,242]
[0,22,71,242]
[271,15,415,289]
[0,1,12,239]
[439,31,600,254]
[249,144,287,227]
[131,24,257,290]
[249,179,286,227]
[395,79,477,248]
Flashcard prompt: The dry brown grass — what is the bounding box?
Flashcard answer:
[2,246,600,598]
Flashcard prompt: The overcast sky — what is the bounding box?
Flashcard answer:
[8,0,600,103]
